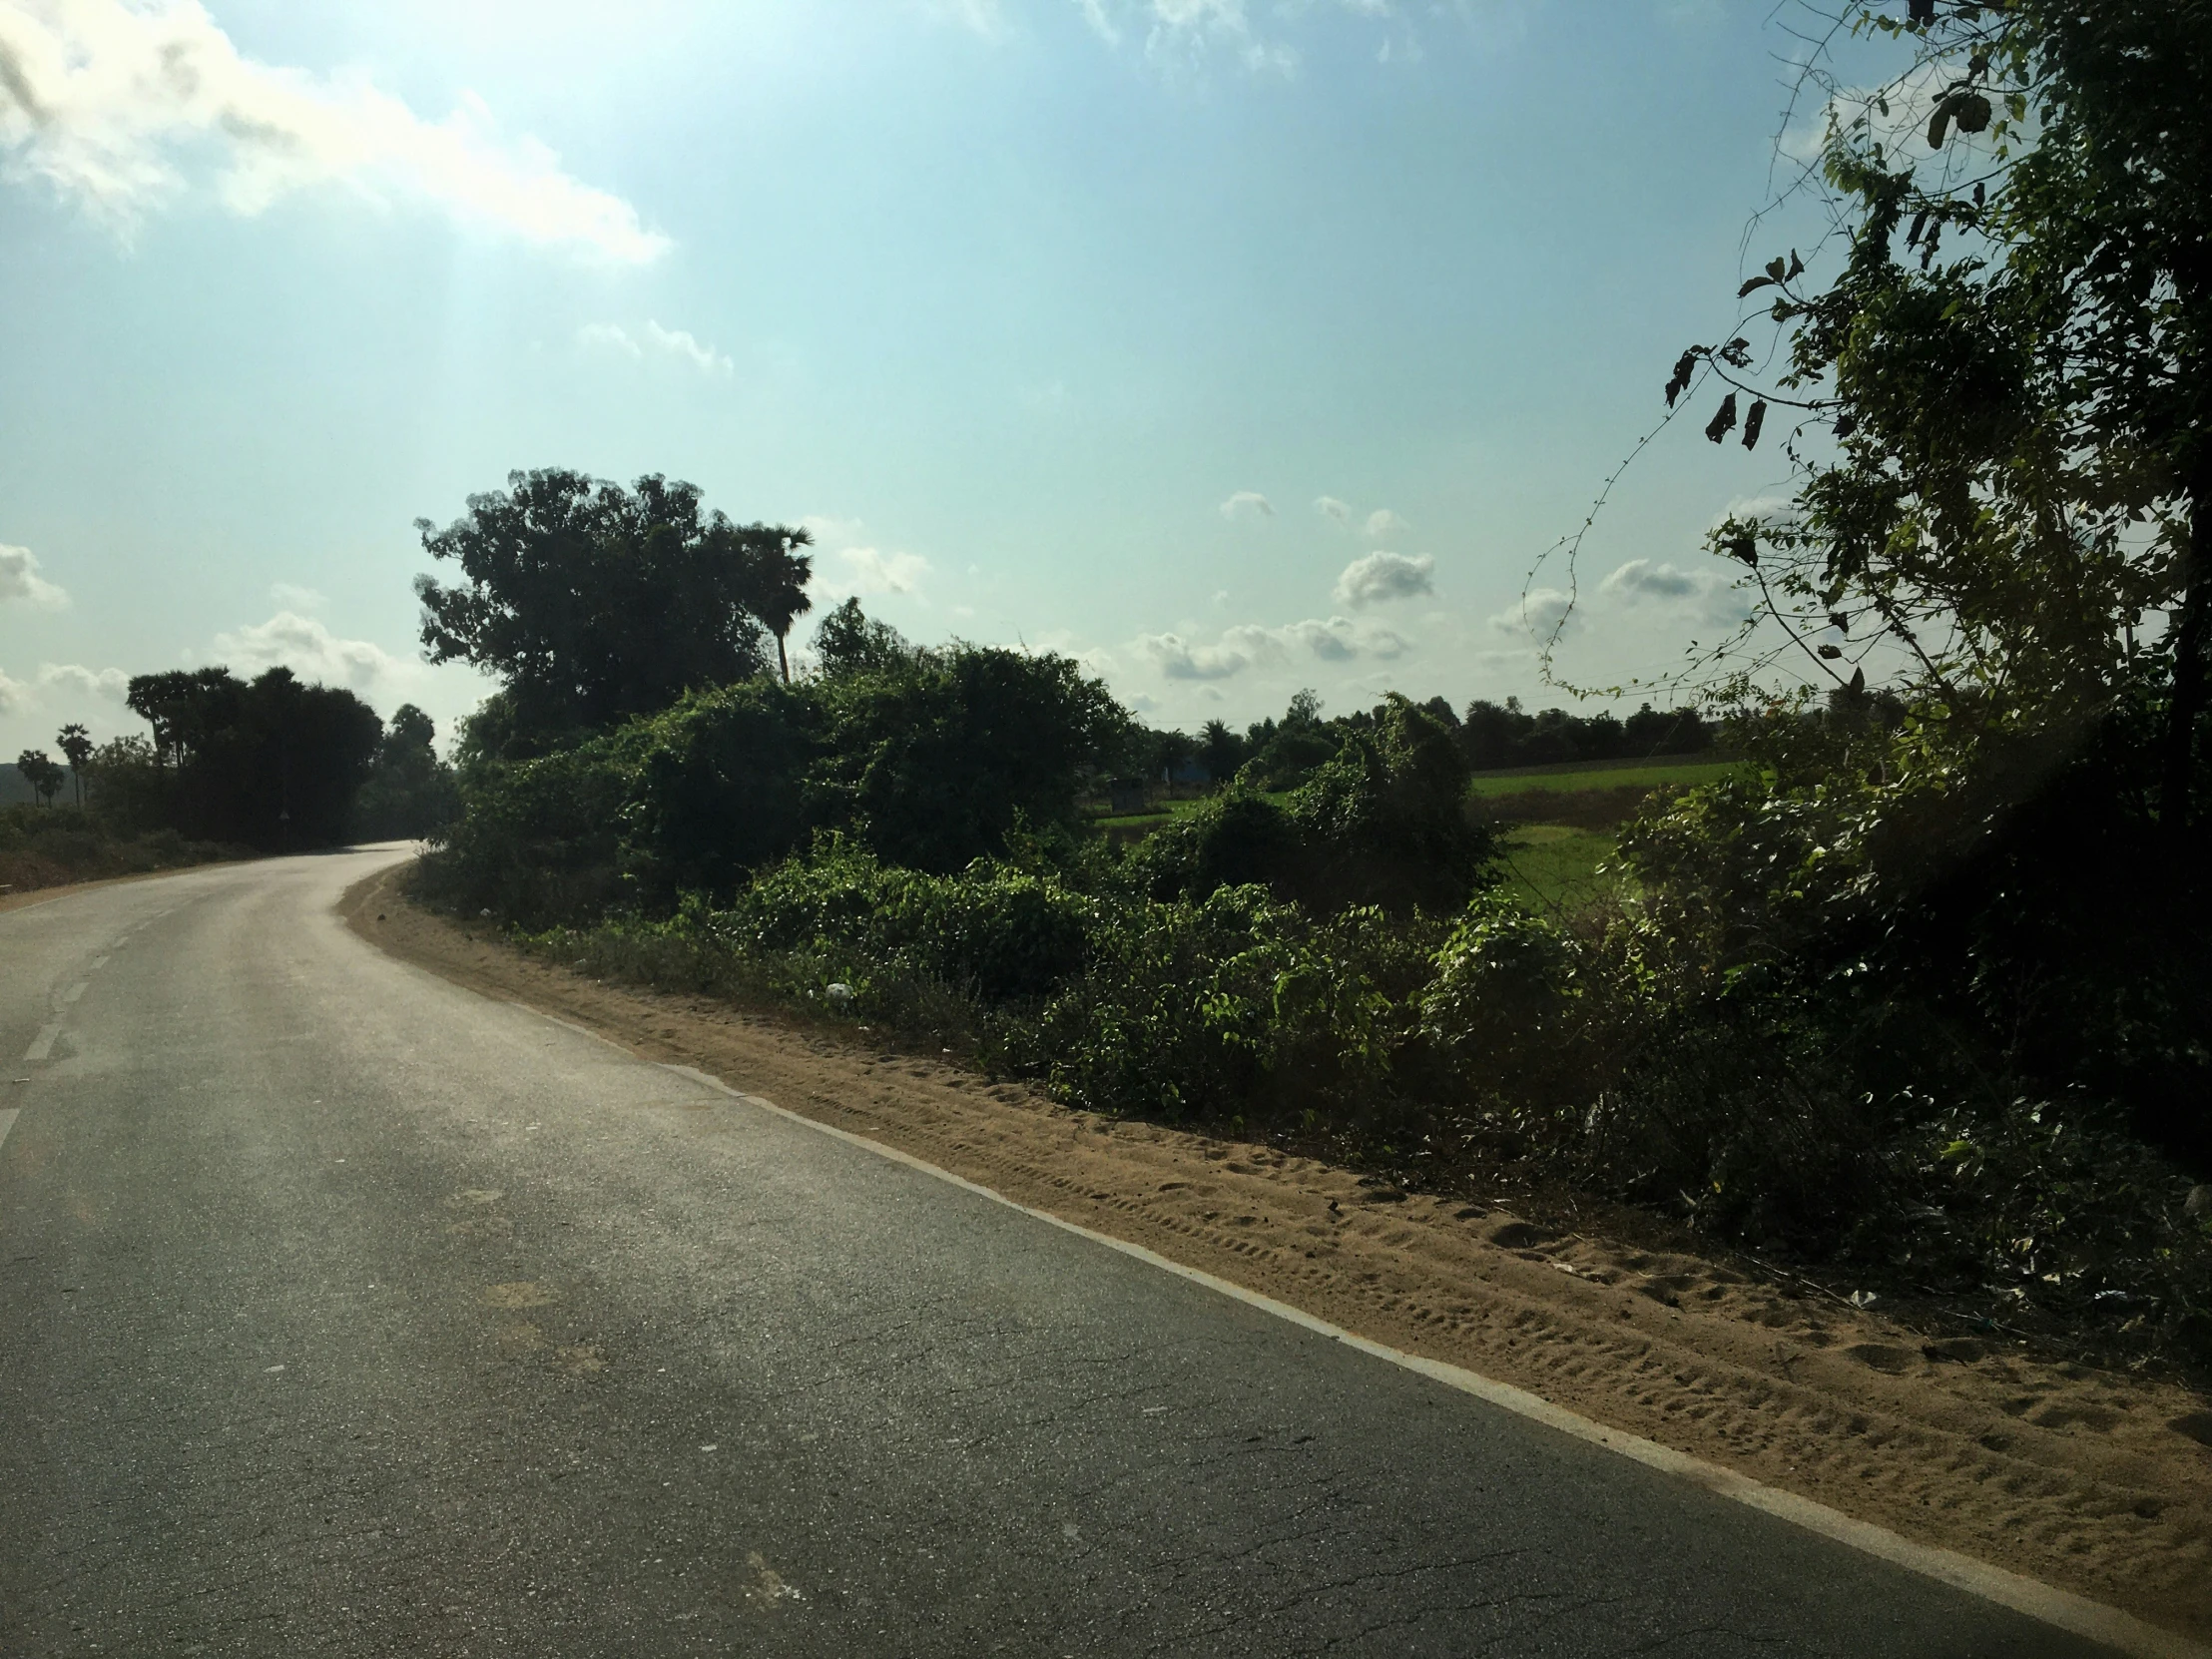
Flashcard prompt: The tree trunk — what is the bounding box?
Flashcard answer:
[776,631,790,685]
[2161,468,2212,840]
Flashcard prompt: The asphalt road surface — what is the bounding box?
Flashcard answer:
[0,849,2119,1657]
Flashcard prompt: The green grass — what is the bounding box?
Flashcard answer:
[1493,824,1622,912]
[1093,792,1290,830]
[1466,758,1747,798]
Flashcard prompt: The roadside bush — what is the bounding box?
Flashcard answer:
[1133,695,1491,914]
[811,645,1130,872]
[725,838,1099,1003]
[0,802,238,891]
[418,738,634,925]
[1014,886,1445,1125]
[426,639,1130,922]
[1402,697,2212,1360]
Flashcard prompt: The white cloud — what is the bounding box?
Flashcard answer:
[1283,615,1408,661]
[1784,58,1962,168]
[1363,507,1409,537]
[0,542,68,608]
[1314,495,1352,525]
[269,581,325,612]
[1219,489,1274,521]
[0,0,668,261]
[578,319,732,375]
[1333,550,1433,609]
[37,662,129,700]
[927,0,1002,35]
[1080,0,1428,75]
[1599,559,1700,601]
[1138,613,1406,680]
[1075,0,1120,44]
[1139,631,1254,681]
[577,321,643,358]
[821,546,928,598]
[1488,588,1579,643]
[0,665,23,712]
[210,611,411,691]
[795,515,928,599]
[643,320,733,377]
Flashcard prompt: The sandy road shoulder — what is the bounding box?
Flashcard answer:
[343,863,2212,1641]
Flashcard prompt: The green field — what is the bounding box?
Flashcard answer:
[1493,824,1621,912]
[1093,792,1288,830]
[1090,758,1726,909]
[1465,758,1746,797]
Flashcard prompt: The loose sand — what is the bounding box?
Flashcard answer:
[346,862,2212,1640]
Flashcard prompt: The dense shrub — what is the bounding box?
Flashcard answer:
[811,647,1130,872]
[424,640,1129,920]
[1133,695,1491,914]
[1015,886,1444,1125]
[1404,699,2212,1360]
[726,839,1098,1002]
[421,735,636,925]
[0,803,238,891]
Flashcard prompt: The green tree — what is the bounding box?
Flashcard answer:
[739,525,816,684]
[1198,719,1246,784]
[1675,4,2212,812]
[809,597,917,679]
[814,644,1131,871]
[16,749,64,808]
[1595,2,2212,1171]
[55,724,92,806]
[413,470,809,752]
[122,667,382,847]
[351,704,462,840]
[1133,696,1490,914]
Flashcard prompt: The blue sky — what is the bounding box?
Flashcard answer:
[0,0,1874,756]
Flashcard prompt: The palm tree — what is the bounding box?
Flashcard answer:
[16,749,64,808]
[742,524,816,683]
[56,723,92,808]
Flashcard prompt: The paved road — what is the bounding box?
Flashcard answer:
[0,850,2114,1657]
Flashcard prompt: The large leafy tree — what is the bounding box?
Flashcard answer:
[414,470,811,749]
[1615,1,2212,1168]
[1676,2,2211,818]
[813,640,1133,872]
[351,703,461,840]
[123,667,381,847]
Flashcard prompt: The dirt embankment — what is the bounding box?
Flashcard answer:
[345,862,2212,1641]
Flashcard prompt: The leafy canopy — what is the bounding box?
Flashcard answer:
[415,469,812,751]
[1671,2,2212,824]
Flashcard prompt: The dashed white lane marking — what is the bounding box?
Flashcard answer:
[88,955,109,971]
[22,1025,61,1063]
[0,1108,17,1154]
[659,1058,2208,1659]
[60,982,88,1005]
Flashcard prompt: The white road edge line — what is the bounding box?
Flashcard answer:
[0,1107,17,1154]
[661,1059,2205,1659]
[22,1025,61,1063]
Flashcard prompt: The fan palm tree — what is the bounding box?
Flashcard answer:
[56,723,92,808]
[743,524,817,683]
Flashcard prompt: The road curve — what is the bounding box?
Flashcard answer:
[0,849,2114,1656]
